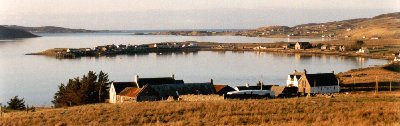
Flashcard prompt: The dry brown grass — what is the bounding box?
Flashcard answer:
[338,63,400,84]
[1,92,400,126]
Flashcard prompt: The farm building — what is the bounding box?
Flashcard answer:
[136,83,216,102]
[271,86,299,98]
[295,42,312,50]
[108,82,137,103]
[320,45,329,50]
[297,70,340,96]
[214,84,236,96]
[117,87,142,103]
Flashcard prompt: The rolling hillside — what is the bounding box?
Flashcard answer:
[0,26,39,39]
[246,12,400,39]
[3,25,97,33]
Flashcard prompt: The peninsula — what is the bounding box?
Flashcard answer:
[0,26,40,39]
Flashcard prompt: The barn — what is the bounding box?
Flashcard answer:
[298,71,340,96]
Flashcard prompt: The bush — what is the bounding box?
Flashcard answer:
[7,96,26,110]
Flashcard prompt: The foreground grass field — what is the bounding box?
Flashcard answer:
[1,92,399,126]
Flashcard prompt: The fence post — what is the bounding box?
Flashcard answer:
[390,80,392,92]
[375,76,378,95]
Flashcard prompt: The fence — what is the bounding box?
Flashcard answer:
[340,81,400,92]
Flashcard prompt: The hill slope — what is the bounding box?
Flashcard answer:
[0,26,39,39]
[3,25,96,33]
[246,12,400,39]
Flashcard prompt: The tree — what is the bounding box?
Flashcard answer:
[355,40,364,49]
[7,96,26,110]
[52,71,110,107]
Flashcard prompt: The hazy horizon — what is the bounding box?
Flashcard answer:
[0,0,399,30]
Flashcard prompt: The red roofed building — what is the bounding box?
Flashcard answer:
[213,84,235,96]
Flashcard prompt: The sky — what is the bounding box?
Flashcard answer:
[0,0,399,30]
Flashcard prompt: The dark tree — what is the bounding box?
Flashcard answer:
[97,71,109,103]
[52,71,110,107]
[355,40,364,49]
[7,96,26,110]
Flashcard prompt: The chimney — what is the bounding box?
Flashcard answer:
[246,83,249,87]
[171,74,175,79]
[294,69,297,73]
[332,71,335,74]
[304,69,307,74]
[210,79,214,84]
[134,75,139,83]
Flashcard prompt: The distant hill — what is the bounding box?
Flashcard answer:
[246,12,400,39]
[3,25,97,33]
[0,26,39,39]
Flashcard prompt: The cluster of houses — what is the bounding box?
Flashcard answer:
[108,75,235,103]
[56,42,200,58]
[108,70,340,103]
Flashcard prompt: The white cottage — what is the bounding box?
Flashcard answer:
[394,53,400,62]
[109,82,136,103]
[286,70,304,87]
[357,47,370,54]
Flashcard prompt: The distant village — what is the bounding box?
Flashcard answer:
[49,42,200,59]
[34,40,400,62]
[108,69,340,103]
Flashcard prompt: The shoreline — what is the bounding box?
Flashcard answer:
[28,41,398,61]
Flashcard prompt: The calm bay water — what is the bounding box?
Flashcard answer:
[0,33,388,106]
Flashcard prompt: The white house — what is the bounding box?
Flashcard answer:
[109,82,136,103]
[394,53,400,62]
[286,70,303,87]
[253,46,267,50]
[295,42,312,50]
[357,47,370,54]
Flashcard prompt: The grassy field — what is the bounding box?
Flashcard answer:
[338,63,400,84]
[1,92,399,126]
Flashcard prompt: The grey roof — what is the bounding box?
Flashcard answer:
[148,83,216,97]
[137,77,183,88]
[304,73,338,87]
